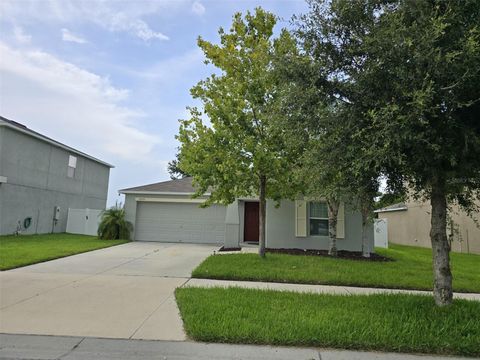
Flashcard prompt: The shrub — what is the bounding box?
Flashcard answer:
[98,203,132,240]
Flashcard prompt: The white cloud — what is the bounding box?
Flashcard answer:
[13,26,32,44]
[1,0,173,42]
[61,28,87,44]
[0,41,160,163]
[106,13,169,41]
[191,1,205,16]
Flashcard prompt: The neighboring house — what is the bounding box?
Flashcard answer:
[375,200,480,254]
[120,177,374,252]
[0,116,113,235]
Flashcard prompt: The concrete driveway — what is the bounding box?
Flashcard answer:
[0,242,218,340]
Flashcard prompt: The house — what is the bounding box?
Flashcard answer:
[0,116,113,235]
[120,177,374,251]
[375,200,480,254]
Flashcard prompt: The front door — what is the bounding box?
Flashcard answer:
[244,202,259,243]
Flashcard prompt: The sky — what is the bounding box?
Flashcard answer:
[0,0,308,206]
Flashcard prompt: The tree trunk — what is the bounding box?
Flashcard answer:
[258,175,267,258]
[430,182,453,306]
[361,200,371,258]
[327,198,339,257]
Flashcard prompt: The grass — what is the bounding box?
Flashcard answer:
[0,233,129,270]
[192,243,480,293]
[176,287,480,357]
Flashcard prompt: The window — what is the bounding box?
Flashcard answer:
[309,202,329,236]
[67,155,77,178]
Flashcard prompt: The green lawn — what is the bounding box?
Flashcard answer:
[192,244,480,293]
[176,287,480,357]
[0,233,129,270]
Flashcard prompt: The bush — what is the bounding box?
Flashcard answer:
[98,203,132,240]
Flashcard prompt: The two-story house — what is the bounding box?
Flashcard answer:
[0,116,113,235]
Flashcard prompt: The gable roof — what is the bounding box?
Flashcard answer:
[0,116,114,168]
[119,177,203,195]
[374,202,408,213]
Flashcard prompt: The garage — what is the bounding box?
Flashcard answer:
[134,201,226,243]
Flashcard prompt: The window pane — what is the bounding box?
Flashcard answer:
[68,155,77,168]
[310,219,329,236]
[67,166,75,178]
[310,202,328,218]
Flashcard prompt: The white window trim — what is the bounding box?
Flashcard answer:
[309,201,329,237]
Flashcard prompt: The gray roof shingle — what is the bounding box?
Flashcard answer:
[119,177,200,194]
[374,202,408,213]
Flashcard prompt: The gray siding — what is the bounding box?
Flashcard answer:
[265,200,374,252]
[0,127,110,235]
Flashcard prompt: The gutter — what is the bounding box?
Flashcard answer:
[374,207,408,213]
[119,190,211,196]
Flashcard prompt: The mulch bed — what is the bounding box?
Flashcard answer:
[265,248,393,262]
[218,246,242,252]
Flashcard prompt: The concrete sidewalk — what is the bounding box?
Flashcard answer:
[0,334,471,360]
[183,278,480,301]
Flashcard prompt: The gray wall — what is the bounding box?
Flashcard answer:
[265,200,374,252]
[0,127,110,235]
[124,193,138,233]
[124,193,373,251]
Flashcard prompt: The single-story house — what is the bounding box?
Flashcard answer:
[375,200,480,254]
[120,177,374,251]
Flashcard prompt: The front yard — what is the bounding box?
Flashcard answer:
[0,233,129,270]
[176,287,480,357]
[192,243,480,293]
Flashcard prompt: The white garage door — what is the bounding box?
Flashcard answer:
[134,202,226,243]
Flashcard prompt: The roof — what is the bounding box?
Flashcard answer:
[119,177,203,195]
[0,116,114,168]
[374,202,408,213]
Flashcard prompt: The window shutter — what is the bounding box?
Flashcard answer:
[295,200,307,237]
[336,202,345,239]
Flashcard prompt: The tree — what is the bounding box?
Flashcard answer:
[297,0,480,305]
[312,107,380,258]
[177,8,300,257]
[98,203,132,240]
[375,190,406,210]
[297,110,348,258]
[167,152,189,180]
[274,47,379,258]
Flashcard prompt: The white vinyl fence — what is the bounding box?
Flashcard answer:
[66,208,103,236]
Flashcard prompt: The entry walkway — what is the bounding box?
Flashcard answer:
[184,278,480,301]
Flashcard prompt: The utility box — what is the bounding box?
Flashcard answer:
[53,206,61,221]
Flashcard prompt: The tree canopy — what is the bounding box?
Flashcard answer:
[177,8,300,256]
[296,0,480,305]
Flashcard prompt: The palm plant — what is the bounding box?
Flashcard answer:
[97,203,132,240]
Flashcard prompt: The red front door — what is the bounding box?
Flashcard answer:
[244,202,259,243]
